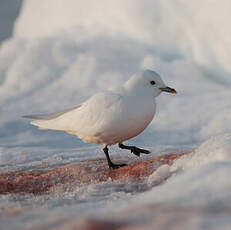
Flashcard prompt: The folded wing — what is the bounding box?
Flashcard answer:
[22,105,81,120]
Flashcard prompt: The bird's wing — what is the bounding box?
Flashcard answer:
[23,92,123,134]
[83,92,122,111]
[50,92,123,130]
[22,105,81,120]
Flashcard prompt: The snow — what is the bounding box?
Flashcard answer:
[147,164,171,186]
[139,134,231,206]
[1,0,231,229]
[172,134,231,172]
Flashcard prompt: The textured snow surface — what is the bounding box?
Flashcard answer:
[1,0,231,229]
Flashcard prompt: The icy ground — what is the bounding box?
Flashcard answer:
[1,0,231,229]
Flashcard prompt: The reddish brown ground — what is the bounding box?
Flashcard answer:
[0,152,189,195]
[3,151,230,230]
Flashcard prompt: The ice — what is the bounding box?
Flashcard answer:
[135,134,231,207]
[1,0,231,229]
[147,164,170,186]
[171,133,231,172]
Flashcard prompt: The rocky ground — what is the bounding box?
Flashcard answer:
[0,152,187,195]
[1,150,231,230]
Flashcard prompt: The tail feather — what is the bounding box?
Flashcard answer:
[30,120,51,130]
[23,105,81,131]
[22,105,81,120]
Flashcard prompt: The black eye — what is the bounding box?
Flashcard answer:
[150,80,156,85]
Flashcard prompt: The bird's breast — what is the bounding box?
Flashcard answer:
[105,97,156,144]
[76,96,156,145]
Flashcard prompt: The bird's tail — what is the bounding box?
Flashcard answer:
[22,105,81,130]
[22,113,62,130]
[31,120,50,130]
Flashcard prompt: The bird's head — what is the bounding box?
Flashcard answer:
[124,69,177,98]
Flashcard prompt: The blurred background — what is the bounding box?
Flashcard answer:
[1,0,231,150]
[0,0,23,45]
[1,1,231,230]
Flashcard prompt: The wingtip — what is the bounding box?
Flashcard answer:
[22,115,35,119]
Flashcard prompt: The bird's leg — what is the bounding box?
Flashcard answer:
[118,143,150,157]
[103,145,127,169]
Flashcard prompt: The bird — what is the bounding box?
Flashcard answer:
[23,69,177,169]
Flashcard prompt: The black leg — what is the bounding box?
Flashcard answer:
[118,143,150,157]
[103,146,127,169]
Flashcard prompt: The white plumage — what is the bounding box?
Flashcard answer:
[24,69,176,169]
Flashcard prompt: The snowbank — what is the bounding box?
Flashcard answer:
[144,134,231,206]
[1,1,231,229]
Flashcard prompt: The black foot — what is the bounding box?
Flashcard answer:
[119,143,150,157]
[103,146,127,170]
[109,163,127,170]
[130,146,150,157]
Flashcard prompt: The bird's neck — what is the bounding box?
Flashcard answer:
[123,83,153,99]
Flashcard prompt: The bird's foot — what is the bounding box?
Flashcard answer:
[118,143,150,157]
[130,147,150,157]
[109,162,127,170]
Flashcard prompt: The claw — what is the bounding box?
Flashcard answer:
[104,146,128,169]
[118,143,150,157]
[139,149,150,154]
[130,147,150,156]
[131,148,140,157]
[109,163,127,169]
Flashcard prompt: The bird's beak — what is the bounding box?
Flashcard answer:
[159,86,177,94]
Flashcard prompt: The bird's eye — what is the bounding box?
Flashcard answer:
[150,80,156,85]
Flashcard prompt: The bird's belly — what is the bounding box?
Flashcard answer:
[80,108,155,145]
[115,111,155,143]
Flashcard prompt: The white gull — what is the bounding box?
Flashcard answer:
[23,69,177,169]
